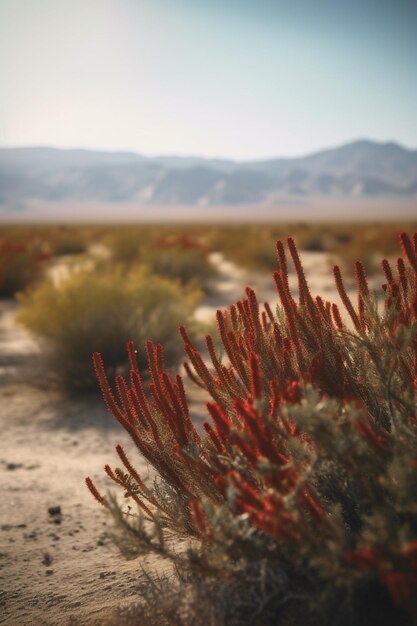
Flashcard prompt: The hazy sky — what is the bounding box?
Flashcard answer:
[0,0,416,159]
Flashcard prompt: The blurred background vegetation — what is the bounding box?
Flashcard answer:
[1,220,416,392]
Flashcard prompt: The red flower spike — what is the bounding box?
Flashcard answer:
[382,258,395,286]
[287,237,315,311]
[246,287,262,340]
[183,361,207,389]
[185,346,210,385]
[397,257,408,295]
[249,353,263,399]
[354,260,369,297]
[162,372,189,446]
[207,403,231,438]
[179,324,193,346]
[269,380,280,419]
[156,343,165,374]
[333,265,362,332]
[225,330,250,390]
[230,303,239,330]
[221,364,245,397]
[175,374,189,417]
[85,477,106,505]
[206,335,227,382]
[235,400,284,463]
[127,340,139,372]
[400,232,417,272]
[115,375,130,413]
[115,444,159,511]
[331,303,344,330]
[203,422,224,454]
[92,352,126,422]
[264,301,275,324]
[354,260,369,330]
[146,342,165,402]
[276,240,288,277]
[130,370,155,429]
[229,432,259,464]
[315,296,331,324]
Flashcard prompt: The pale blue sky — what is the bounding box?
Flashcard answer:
[0,0,416,159]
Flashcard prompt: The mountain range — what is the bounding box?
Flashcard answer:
[1,140,417,213]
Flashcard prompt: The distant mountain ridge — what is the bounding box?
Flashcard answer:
[1,139,417,211]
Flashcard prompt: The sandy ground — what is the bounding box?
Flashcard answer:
[0,250,374,625]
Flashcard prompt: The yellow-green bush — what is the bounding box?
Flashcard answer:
[146,246,215,287]
[17,267,201,391]
[109,230,215,289]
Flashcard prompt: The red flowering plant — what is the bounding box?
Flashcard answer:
[86,233,417,625]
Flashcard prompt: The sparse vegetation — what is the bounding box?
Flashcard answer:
[87,232,417,625]
[0,238,51,298]
[109,230,215,288]
[17,267,201,391]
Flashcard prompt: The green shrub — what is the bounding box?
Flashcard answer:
[17,267,201,391]
[87,231,417,625]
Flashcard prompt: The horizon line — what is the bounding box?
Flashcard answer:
[1,137,416,164]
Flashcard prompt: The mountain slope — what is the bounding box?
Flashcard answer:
[0,140,416,210]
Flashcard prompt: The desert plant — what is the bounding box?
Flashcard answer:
[0,240,51,298]
[52,237,87,256]
[18,267,201,391]
[109,229,215,289]
[87,233,417,625]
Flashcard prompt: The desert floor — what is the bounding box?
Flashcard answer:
[0,251,367,626]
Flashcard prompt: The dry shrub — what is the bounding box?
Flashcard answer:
[52,237,87,256]
[328,221,417,275]
[110,230,215,289]
[86,230,417,625]
[0,240,51,298]
[17,267,201,391]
